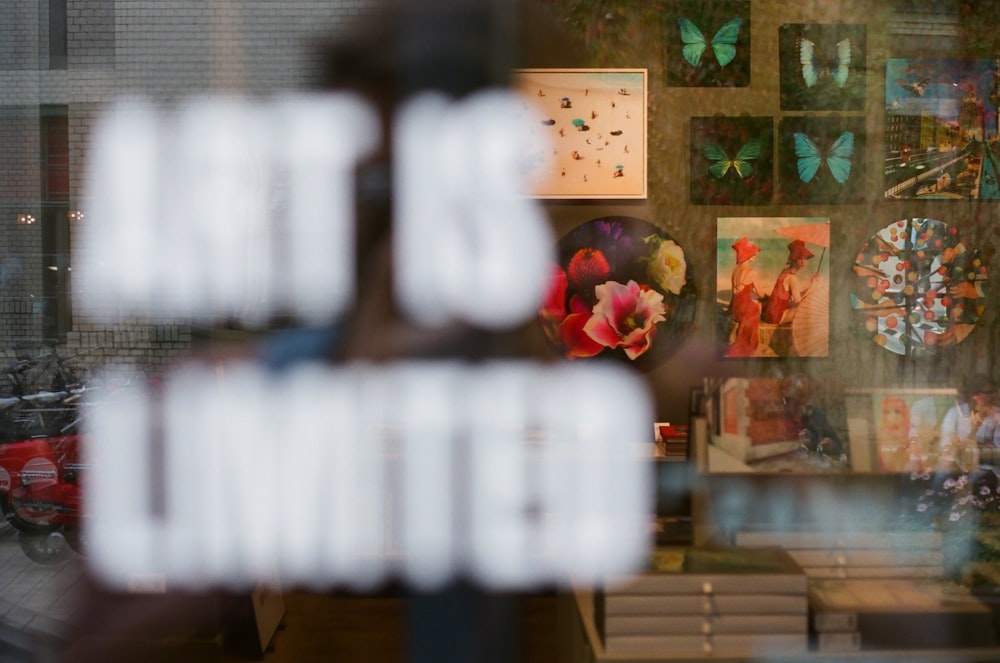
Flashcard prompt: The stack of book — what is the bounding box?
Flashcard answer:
[596,547,809,657]
[809,577,995,651]
[656,424,689,462]
[734,528,944,579]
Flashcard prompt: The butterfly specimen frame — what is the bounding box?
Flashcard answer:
[778,116,866,204]
[779,23,866,111]
[512,68,648,199]
[690,116,774,205]
[665,0,751,87]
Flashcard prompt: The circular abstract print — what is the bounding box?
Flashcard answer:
[538,216,697,371]
[851,217,987,355]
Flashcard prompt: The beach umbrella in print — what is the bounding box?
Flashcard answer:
[791,281,829,357]
[773,221,830,357]
[572,118,585,131]
[773,220,830,261]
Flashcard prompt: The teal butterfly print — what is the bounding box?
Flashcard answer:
[798,38,852,88]
[794,131,854,184]
[703,137,761,179]
[678,17,743,68]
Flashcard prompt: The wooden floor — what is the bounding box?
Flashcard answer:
[226,589,560,663]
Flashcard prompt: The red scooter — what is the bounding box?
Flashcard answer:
[0,393,85,564]
[4,434,84,563]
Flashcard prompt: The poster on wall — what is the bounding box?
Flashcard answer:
[884,58,1000,200]
[850,217,988,356]
[513,69,647,199]
[538,216,696,371]
[778,23,867,111]
[707,376,850,473]
[717,217,830,358]
[663,0,751,87]
[778,115,865,204]
[690,116,774,205]
[844,388,959,474]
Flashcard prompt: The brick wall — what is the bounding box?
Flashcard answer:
[0,0,379,379]
[114,0,371,98]
[0,106,45,344]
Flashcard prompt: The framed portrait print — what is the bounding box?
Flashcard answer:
[717,216,831,358]
[512,68,648,199]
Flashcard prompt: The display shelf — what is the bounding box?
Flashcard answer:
[569,590,1000,663]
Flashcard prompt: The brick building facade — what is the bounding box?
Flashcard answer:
[0,1,371,380]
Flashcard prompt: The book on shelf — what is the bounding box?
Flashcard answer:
[808,577,996,649]
[788,548,944,568]
[813,630,862,653]
[600,592,808,617]
[603,547,808,596]
[812,606,857,632]
[734,528,943,550]
[602,632,808,657]
[603,613,807,637]
[805,565,941,579]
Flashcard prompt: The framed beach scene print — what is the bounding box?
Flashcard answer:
[513,68,647,199]
[717,217,831,358]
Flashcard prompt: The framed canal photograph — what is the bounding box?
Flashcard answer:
[513,68,647,199]
[884,58,1000,200]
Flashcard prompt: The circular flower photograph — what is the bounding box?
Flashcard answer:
[850,217,988,356]
[538,216,697,370]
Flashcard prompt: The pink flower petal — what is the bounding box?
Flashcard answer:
[559,312,605,358]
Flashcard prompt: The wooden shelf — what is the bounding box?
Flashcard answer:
[567,590,1000,663]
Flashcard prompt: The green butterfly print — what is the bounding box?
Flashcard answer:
[703,137,762,179]
[678,17,743,68]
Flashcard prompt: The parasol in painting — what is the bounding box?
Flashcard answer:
[773,221,830,356]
